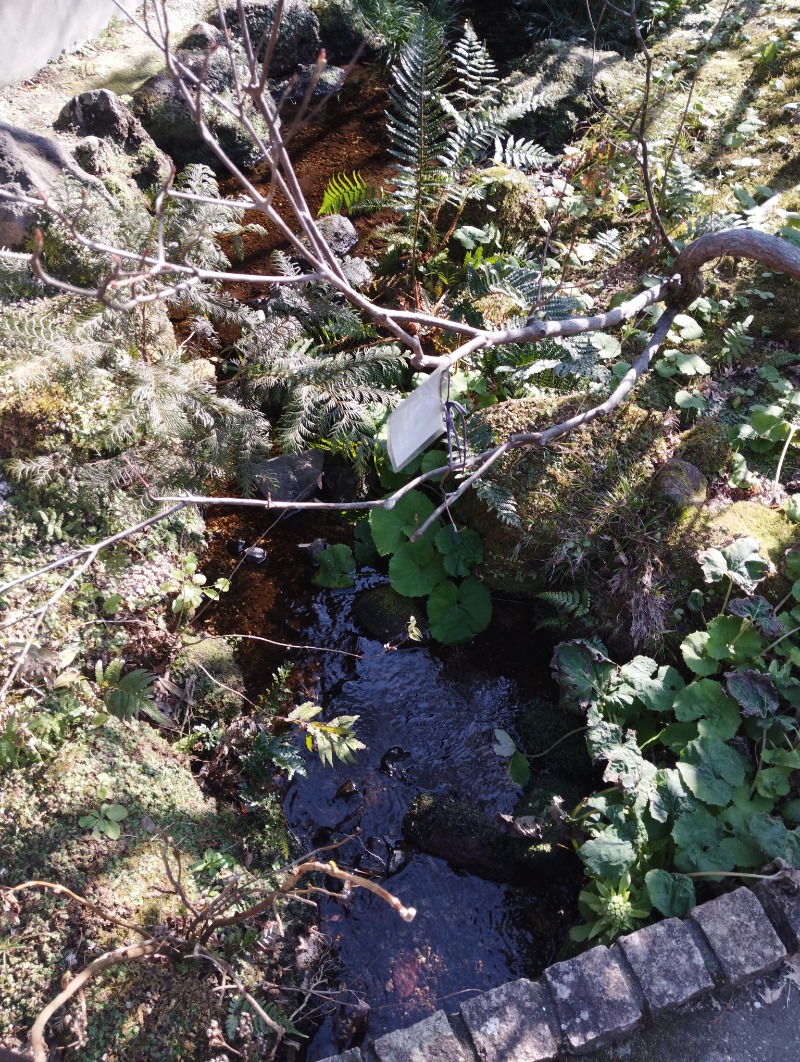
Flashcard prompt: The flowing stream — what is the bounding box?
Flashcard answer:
[207,56,585,1058]
[203,512,582,1059]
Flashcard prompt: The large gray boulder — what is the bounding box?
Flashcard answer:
[500,39,627,150]
[210,0,321,78]
[0,122,97,247]
[132,51,274,169]
[269,62,347,104]
[56,89,171,192]
[315,0,368,64]
[402,794,565,883]
[255,449,324,502]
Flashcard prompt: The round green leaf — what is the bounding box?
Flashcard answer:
[508,750,531,787]
[389,540,447,597]
[645,869,696,918]
[749,813,800,866]
[727,596,785,639]
[103,804,129,822]
[313,544,357,588]
[101,819,122,840]
[681,631,719,677]
[551,639,614,710]
[677,737,747,806]
[579,833,637,879]
[725,668,780,718]
[421,449,449,474]
[369,490,437,555]
[427,577,492,645]
[673,679,741,741]
[434,525,483,577]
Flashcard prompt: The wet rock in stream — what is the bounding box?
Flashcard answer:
[403,793,568,885]
[353,584,427,644]
[254,448,325,502]
[379,745,411,779]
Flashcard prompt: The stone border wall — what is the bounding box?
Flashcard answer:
[0,0,137,89]
[318,870,800,1061]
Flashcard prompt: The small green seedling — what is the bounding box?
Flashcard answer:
[79,787,129,840]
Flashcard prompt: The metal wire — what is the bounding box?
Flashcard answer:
[442,370,468,471]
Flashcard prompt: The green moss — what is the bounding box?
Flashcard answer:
[0,716,290,1056]
[171,636,246,723]
[465,395,670,594]
[662,499,800,606]
[678,419,732,479]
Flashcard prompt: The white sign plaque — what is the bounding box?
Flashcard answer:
[387,366,448,473]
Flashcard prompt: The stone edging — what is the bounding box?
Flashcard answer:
[317,869,800,1061]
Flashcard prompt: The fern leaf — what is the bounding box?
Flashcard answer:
[474,478,521,527]
[452,21,500,107]
[318,171,385,217]
[387,14,451,242]
[103,668,157,722]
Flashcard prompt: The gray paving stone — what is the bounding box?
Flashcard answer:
[690,886,787,986]
[460,979,560,1062]
[755,868,800,952]
[373,1011,467,1062]
[544,944,643,1054]
[617,917,714,1013]
[316,1051,363,1062]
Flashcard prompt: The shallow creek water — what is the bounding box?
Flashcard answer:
[206,56,580,1058]
[203,511,580,1059]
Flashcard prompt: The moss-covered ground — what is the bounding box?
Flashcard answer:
[0,715,291,1058]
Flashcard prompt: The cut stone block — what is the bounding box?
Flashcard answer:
[544,945,643,1054]
[373,1011,467,1062]
[755,868,800,953]
[690,886,786,986]
[316,1051,363,1062]
[617,917,714,1013]
[461,979,560,1062]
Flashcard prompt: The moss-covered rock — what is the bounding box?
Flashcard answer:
[500,40,628,150]
[312,0,367,64]
[170,635,246,723]
[353,584,425,644]
[403,793,566,883]
[57,88,172,195]
[464,394,670,595]
[677,418,732,478]
[132,56,271,170]
[662,499,800,606]
[211,0,322,78]
[650,458,707,514]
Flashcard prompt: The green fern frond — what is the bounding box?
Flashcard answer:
[252,341,404,452]
[474,478,521,527]
[536,588,591,615]
[387,14,451,245]
[318,171,385,217]
[0,250,44,301]
[452,20,500,106]
[493,134,553,170]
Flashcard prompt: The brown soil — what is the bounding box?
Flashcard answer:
[222,63,398,294]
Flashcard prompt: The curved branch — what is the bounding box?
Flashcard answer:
[5,881,149,937]
[672,228,800,283]
[29,939,166,1062]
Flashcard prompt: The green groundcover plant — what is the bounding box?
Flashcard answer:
[541,536,800,943]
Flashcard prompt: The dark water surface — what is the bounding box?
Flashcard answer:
[204,512,578,1059]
